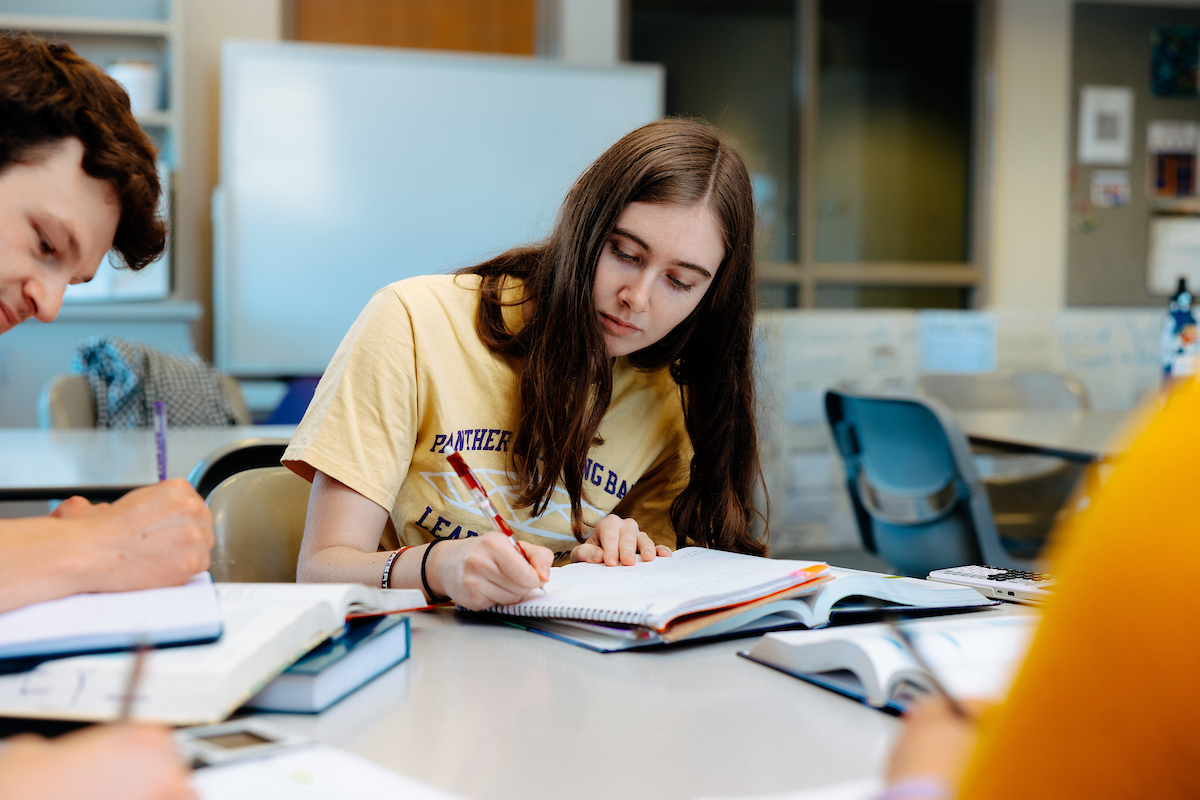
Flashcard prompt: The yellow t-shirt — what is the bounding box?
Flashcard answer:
[283,274,691,563]
[957,379,1200,798]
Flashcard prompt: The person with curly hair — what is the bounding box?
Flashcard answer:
[0,31,206,800]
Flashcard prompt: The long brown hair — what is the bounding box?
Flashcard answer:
[461,117,766,556]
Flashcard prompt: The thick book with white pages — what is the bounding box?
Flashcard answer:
[493,564,995,652]
[0,573,221,673]
[245,613,411,713]
[742,614,1037,711]
[0,583,424,725]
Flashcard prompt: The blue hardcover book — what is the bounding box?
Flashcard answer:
[244,614,410,713]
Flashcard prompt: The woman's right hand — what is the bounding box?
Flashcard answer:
[427,532,553,610]
[885,695,985,792]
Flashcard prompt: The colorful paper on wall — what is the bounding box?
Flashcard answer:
[1090,170,1130,208]
[1147,121,1198,198]
[1151,25,1200,98]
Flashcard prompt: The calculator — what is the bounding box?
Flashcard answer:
[927,565,1056,605]
[175,719,312,768]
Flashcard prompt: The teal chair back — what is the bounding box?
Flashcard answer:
[825,389,1034,576]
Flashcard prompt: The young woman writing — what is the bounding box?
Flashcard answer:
[285,118,767,610]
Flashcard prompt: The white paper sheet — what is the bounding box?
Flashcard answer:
[1147,120,1198,154]
[694,777,884,800]
[1147,216,1200,294]
[193,744,464,799]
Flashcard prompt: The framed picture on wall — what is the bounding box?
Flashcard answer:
[1078,85,1134,165]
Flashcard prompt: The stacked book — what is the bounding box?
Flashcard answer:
[0,578,425,724]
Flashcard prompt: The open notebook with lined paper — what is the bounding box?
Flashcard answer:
[0,573,222,672]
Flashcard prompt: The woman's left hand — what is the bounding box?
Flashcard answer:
[570,514,672,566]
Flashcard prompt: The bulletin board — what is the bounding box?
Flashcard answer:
[1067,4,1200,306]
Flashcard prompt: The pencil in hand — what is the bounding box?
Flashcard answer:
[446,451,531,564]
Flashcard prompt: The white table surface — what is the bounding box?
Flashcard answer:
[0,425,296,500]
[957,409,1133,462]
[252,609,901,800]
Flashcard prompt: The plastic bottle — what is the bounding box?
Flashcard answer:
[1162,277,1199,383]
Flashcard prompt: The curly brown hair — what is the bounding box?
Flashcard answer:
[0,32,166,270]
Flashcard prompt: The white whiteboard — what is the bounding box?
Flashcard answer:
[214,41,663,375]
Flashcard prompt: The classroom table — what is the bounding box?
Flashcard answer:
[957,409,1132,463]
[252,608,902,800]
[0,425,296,501]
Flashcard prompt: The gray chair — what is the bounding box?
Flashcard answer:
[918,371,1087,556]
[38,374,96,429]
[825,388,1038,576]
[39,373,251,429]
[917,370,1089,412]
[206,467,311,582]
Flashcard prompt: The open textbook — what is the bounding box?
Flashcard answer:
[742,614,1037,711]
[0,573,221,673]
[481,549,993,651]
[0,583,424,725]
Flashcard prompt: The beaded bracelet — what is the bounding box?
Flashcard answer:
[380,545,412,590]
[421,537,452,604]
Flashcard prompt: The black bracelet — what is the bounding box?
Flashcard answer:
[421,537,452,604]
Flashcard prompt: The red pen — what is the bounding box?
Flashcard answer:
[447,451,532,564]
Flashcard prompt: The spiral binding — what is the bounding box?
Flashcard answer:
[492,604,649,626]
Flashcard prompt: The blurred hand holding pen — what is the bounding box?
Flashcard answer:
[883,613,975,722]
[118,639,150,721]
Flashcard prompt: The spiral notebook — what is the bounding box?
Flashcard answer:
[483,548,830,633]
[0,573,222,673]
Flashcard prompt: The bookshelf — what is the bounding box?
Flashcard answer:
[0,14,173,37]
